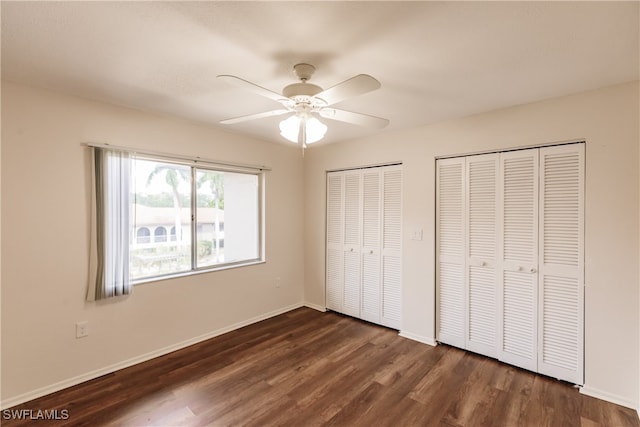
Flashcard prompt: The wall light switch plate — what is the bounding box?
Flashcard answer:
[411,229,423,241]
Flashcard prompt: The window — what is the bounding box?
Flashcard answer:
[136,227,150,244]
[128,156,264,282]
[154,226,167,243]
[195,169,259,268]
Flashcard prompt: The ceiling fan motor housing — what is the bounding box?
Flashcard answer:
[283,82,323,100]
[283,63,325,103]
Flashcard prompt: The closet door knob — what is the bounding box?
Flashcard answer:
[370,250,374,255]
[530,267,537,273]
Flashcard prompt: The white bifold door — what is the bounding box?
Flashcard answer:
[326,165,402,329]
[436,144,584,384]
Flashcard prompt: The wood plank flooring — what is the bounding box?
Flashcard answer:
[4,307,639,426]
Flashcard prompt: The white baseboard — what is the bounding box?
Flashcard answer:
[398,330,437,347]
[1,302,304,410]
[303,302,327,312]
[580,385,638,411]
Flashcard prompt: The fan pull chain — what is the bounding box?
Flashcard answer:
[300,118,307,156]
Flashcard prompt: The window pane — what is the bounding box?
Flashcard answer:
[130,159,192,280]
[196,169,259,268]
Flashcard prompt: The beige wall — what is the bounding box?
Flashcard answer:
[0,82,305,405]
[304,81,640,408]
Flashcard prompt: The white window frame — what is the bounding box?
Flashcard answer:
[87,143,268,286]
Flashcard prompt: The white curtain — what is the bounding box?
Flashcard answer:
[88,147,132,301]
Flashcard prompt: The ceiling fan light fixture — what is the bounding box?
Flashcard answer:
[279,114,327,145]
[304,116,327,144]
[279,115,301,143]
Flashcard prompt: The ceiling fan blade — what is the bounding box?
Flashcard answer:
[319,108,389,129]
[220,109,290,125]
[314,74,381,106]
[218,75,289,104]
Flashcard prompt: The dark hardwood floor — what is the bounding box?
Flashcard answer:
[4,307,639,426]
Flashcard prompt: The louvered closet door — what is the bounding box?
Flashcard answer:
[498,149,539,371]
[465,154,499,358]
[538,144,584,384]
[361,169,382,324]
[342,171,362,318]
[381,166,402,328]
[436,158,466,348]
[326,172,344,312]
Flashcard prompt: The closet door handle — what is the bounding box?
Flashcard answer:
[530,267,537,273]
[369,250,374,255]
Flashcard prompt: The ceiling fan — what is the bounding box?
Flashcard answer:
[218,63,388,148]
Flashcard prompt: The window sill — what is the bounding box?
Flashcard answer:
[131,259,266,286]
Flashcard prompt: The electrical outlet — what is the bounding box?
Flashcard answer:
[76,321,89,338]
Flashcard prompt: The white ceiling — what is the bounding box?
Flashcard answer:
[2,1,639,146]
